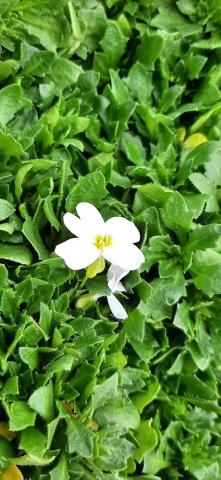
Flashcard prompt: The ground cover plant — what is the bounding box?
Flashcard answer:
[0,0,221,478]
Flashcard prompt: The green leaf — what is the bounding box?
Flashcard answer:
[126,61,152,102]
[96,432,135,471]
[43,197,60,231]
[185,224,221,251]
[0,199,15,221]
[9,402,36,431]
[120,132,145,165]
[47,416,60,450]
[0,59,18,82]
[180,374,218,401]
[19,347,38,370]
[25,159,58,171]
[15,164,33,201]
[0,287,18,317]
[0,437,14,469]
[187,340,210,371]
[139,266,186,319]
[22,218,49,260]
[2,376,19,396]
[100,20,127,64]
[28,382,54,422]
[190,251,221,296]
[0,263,8,288]
[184,54,207,80]
[161,192,193,231]
[86,276,110,296]
[50,454,69,480]
[0,131,23,157]
[124,310,160,361]
[66,418,93,457]
[152,6,201,35]
[18,3,72,52]
[48,58,82,89]
[0,85,28,125]
[94,398,140,430]
[109,69,129,104]
[136,184,172,208]
[19,427,47,457]
[174,302,192,337]
[66,171,108,211]
[132,379,160,414]
[141,235,176,272]
[136,32,164,70]
[14,452,57,467]
[46,354,75,376]
[189,174,213,194]
[39,302,52,337]
[143,449,170,476]
[92,373,119,411]
[0,244,33,265]
[134,420,158,462]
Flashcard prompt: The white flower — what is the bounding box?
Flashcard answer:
[106,265,128,320]
[55,202,144,271]
[76,265,128,320]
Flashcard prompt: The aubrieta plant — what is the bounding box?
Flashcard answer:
[1,0,221,479]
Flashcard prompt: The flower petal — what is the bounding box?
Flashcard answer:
[63,212,88,239]
[115,281,126,293]
[76,202,105,237]
[103,241,144,270]
[105,217,140,243]
[107,264,129,292]
[107,294,127,320]
[55,238,99,270]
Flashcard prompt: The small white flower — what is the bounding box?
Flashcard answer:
[55,202,144,271]
[76,265,128,320]
[106,265,128,320]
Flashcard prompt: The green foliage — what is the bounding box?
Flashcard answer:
[0,0,221,479]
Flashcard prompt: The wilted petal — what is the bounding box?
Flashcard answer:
[105,217,140,243]
[107,293,127,320]
[103,241,144,271]
[107,264,129,292]
[55,238,99,270]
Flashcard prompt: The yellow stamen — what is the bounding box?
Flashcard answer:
[93,234,112,250]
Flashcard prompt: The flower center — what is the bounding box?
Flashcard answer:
[94,234,112,250]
